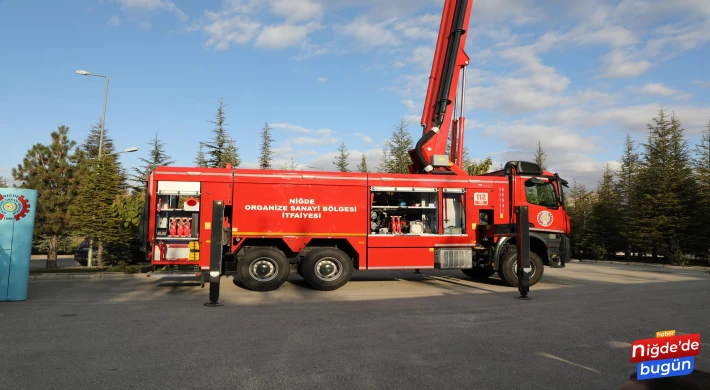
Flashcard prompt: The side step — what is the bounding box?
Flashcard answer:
[145,268,206,287]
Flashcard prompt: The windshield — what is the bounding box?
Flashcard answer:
[525,179,558,208]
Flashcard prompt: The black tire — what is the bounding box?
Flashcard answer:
[461,267,496,280]
[236,247,290,292]
[300,248,353,291]
[497,249,544,287]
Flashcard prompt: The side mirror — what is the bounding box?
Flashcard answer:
[529,177,545,184]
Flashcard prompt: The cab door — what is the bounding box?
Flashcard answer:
[520,177,565,233]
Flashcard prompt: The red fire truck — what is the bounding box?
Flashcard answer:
[140,0,571,298]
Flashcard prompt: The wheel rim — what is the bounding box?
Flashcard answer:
[313,257,343,281]
[249,257,279,282]
[512,259,536,278]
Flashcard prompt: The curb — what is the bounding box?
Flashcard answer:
[30,273,147,280]
[571,259,710,272]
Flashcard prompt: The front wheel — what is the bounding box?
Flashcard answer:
[236,247,290,292]
[498,249,544,287]
[300,248,353,291]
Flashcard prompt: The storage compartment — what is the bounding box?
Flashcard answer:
[369,187,439,235]
[443,188,465,234]
[154,182,201,240]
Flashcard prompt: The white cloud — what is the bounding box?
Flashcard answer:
[108,16,121,26]
[355,132,374,143]
[599,49,653,78]
[139,21,152,29]
[203,13,261,50]
[317,76,327,83]
[271,122,313,133]
[341,17,400,46]
[255,22,322,49]
[116,0,186,20]
[269,0,324,22]
[692,80,710,88]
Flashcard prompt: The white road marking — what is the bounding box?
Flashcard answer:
[537,352,601,374]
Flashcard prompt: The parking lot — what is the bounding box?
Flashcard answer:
[2,261,709,389]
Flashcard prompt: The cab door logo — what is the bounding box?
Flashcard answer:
[0,193,31,221]
[536,210,554,227]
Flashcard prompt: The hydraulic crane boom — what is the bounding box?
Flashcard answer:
[408,0,473,175]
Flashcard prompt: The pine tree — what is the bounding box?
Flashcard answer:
[466,156,493,175]
[280,157,299,170]
[584,164,622,259]
[80,120,127,190]
[566,180,595,259]
[615,133,640,260]
[259,122,274,169]
[630,108,698,264]
[357,153,368,173]
[69,153,130,267]
[385,119,415,174]
[12,126,83,268]
[378,140,391,173]
[534,140,547,170]
[195,144,208,167]
[202,98,240,168]
[81,120,116,159]
[131,132,174,193]
[333,141,350,172]
[692,120,710,259]
[0,176,7,187]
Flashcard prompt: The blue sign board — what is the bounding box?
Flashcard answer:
[1,188,38,301]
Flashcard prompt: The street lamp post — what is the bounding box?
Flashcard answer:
[83,147,139,267]
[76,70,109,158]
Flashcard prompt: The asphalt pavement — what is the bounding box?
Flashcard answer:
[1,262,709,389]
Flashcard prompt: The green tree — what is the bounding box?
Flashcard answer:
[81,120,116,159]
[378,140,391,172]
[195,144,208,167]
[566,180,595,259]
[534,140,548,170]
[69,153,131,267]
[692,120,710,259]
[615,133,640,260]
[357,153,368,173]
[466,156,493,176]
[259,122,274,169]
[333,141,350,172]
[80,120,128,190]
[202,97,240,168]
[629,108,698,264]
[131,132,174,193]
[384,119,414,174]
[12,126,83,268]
[0,176,7,187]
[280,157,299,170]
[584,164,622,259]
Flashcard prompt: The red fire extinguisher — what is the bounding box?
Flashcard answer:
[185,218,192,237]
[169,218,177,236]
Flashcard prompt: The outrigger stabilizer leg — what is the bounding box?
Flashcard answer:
[516,206,532,300]
[205,200,225,307]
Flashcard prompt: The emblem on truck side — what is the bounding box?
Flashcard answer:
[536,210,554,227]
[0,193,31,221]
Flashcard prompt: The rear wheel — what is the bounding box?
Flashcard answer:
[237,247,290,292]
[497,248,544,287]
[300,248,353,291]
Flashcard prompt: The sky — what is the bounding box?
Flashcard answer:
[1,0,709,189]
